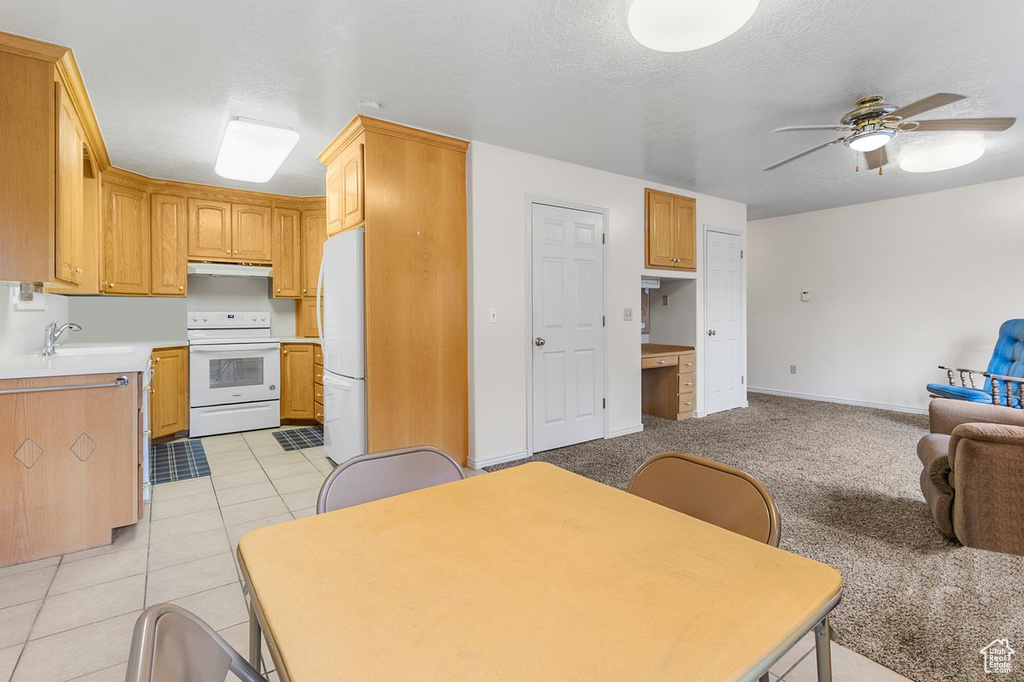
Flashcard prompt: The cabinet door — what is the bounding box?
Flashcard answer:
[281,344,316,419]
[295,297,321,338]
[301,209,326,297]
[151,194,188,296]
[232,203,273,262]
[673,195,697,271]
[102,184,150,295]
[150,347,188,439]
[338,142,365,230]
[326,164,343,237]
[188,199,232,260]
[645,189,677,269]
[55,82,84,285]
[272,208,302,298]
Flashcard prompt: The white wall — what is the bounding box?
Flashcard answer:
[65,276,297,343]
[648,279,698,347]
[0,285,69,361]
[747,176,1024,412]
[468,142,747,467]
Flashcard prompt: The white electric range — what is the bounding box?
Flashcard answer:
[188,311,281,437]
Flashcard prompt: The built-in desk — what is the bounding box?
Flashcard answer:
[641,343,695,420]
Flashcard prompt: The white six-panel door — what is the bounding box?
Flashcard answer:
[705,230,745,414]
[531,203,605,453]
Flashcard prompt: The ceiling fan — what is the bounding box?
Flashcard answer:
[763,93,1016,172]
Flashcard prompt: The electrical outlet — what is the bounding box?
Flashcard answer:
[488,308,498,324]
[662,294,670,306]
[623,308,633,322]
[790,365,797,375]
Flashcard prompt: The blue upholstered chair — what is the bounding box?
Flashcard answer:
[927,319,1024,408]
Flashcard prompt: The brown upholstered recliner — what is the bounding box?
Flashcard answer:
[919,398,1024,555]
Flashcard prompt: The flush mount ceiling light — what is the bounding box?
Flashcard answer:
[846,128,896,152]
[627,0,760,52]
[215,118,300,183]
[899,142,985,173]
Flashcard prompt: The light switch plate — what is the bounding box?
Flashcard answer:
[624,308,633,321]
[488,308,498,324]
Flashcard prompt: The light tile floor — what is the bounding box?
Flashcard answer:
[0,427,907,681]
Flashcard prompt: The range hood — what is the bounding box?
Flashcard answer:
[187,263,273,278]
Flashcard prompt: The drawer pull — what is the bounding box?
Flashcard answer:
[682,382,693,386]
[657,360,666,365]
[682,362,693,367]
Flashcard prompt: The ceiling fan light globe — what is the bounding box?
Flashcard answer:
[899,142,985,173]
[627,0,760,52]
[847,131,893,152]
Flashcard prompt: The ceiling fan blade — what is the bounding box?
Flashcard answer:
[864,146,888,170]
[892,93,966,120]
[773,125,854,133]
[904,117,1016,132]
[763,137,846,171]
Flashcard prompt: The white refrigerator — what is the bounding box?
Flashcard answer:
[317,228,367,465]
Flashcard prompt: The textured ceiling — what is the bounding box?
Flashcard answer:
[3,0,1023,218]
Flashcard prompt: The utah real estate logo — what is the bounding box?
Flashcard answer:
[980,638,1015,674]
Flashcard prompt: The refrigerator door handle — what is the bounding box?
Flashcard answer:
[316,251,325,343]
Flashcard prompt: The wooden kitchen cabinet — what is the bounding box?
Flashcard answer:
[102,181,151,295]
[326,138,364,235]
[295,296,321,338]
[150,194,188,296]
[55,81,85,285]
[281,344,316,420]
[150,346,189,438]
[232,203,273,262]
[272,208,302,298]
[188,198,232,260]
[645,188,696,271]
[301,209,326,297]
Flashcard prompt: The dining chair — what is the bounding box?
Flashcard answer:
[316,445,466,513]
[125,603,267,682]
[626,451,781,547]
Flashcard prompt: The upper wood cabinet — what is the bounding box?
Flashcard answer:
[326,138,364,236]
[151,194,188,296]
[150,346,188,439]
[102,182,150,295]
[232,204,272,262]
[272,208,301,298]
[281,344,316,420]
[645,188,696,271]
[188,199,232,260]
[301,209,326,297]
[55,82,85,285]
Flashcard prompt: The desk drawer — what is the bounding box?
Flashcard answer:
[678,395,696,413]
[678,376,696,394]
[642,355,678,370]
[677,353,696,373]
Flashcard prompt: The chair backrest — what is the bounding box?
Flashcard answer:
[626,452,781,547]
[317,446,466,514]
[984,319,1024,389]
[125,604,266,682]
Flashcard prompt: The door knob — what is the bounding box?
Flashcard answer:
[707,329,717,336]
[534,337,546,347]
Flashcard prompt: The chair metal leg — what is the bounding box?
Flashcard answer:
[248,599,262,670]
[814,616,833,682]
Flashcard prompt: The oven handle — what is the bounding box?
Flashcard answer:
[190,343,281,353]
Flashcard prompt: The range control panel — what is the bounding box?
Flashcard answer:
[187,311,271,329]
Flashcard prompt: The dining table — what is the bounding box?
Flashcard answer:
[237,461,842,681]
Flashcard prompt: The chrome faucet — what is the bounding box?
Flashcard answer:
[43,321,82,356]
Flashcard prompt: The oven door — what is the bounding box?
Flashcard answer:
[189,343,280,407]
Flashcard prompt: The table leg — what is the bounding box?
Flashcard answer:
[248,598,262,670]
[814,616,833,682]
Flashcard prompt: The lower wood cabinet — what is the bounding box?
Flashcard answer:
[281,344,316,420]
[150,347,188,439]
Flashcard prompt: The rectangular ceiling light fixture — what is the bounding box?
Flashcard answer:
[215,117,299,183]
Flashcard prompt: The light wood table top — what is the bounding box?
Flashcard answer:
[641,342,695,358]
[238,462,842,681]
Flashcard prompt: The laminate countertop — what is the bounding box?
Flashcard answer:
[641,343,695,359]
[278,337,321,345]
[0,341,186,380]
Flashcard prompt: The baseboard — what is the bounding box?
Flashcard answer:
[748,387,928,415]
[606,424,644,438]
[467,449,530,470]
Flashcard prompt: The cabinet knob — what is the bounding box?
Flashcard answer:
[276,288,281,293]
[154,357,161,363]
[74,267,82,274]
[225,250,230,254]
[109,283,115,288]
[283,350,288,354]
[302,288,307,294]
[178,285,184,291]
[234,250,239,254]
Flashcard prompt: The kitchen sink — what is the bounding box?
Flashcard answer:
[49,345,137,356]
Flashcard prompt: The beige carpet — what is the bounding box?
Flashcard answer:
[489,393,1024,682]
